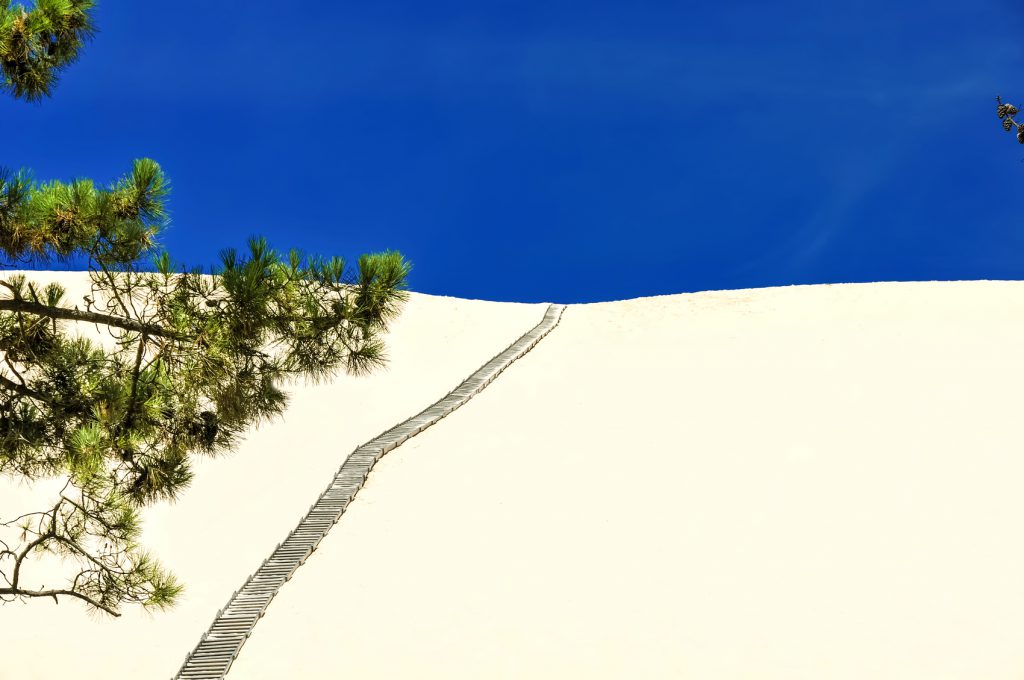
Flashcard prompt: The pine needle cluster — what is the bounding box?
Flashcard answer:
[0,133,412,615]
[0,0,95,101]
[0,158,413,615]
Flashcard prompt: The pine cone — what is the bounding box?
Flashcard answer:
[1016,126,1024,144]
[1004,118,1014,131]
[999,104,1008,118]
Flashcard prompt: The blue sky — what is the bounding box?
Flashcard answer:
[4,0,1024,303]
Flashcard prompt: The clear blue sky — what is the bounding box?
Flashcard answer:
[4,0,1024,303]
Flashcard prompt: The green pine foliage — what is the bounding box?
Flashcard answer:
[0,158,167,267]
[0,1,414,615]
[0,0,95,101]
[0,158,413,616]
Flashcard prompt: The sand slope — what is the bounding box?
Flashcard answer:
[4,277,1024,678]
[0,271,546,680]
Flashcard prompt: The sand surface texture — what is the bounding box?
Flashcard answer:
[4,274,1024,678]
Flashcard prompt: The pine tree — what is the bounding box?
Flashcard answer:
[0,0,95,101]
[0,161,413,617]
[0,5,413,617]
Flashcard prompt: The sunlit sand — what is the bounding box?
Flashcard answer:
[3,273,1024,678]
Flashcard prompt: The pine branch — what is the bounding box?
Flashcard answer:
[0,164,412,618]
[0,297,188,341]
[0,372,48,401]
[0,490,179,616]
[996,95,1024,144]
[0,2,414,619]
[0,0,97,102]
[0,586,120,616]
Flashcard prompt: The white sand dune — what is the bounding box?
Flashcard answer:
[3,274,1024,678]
